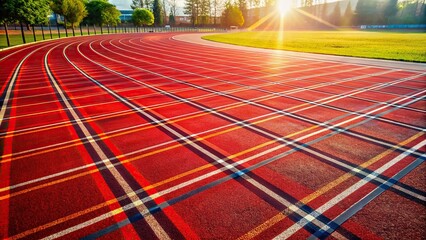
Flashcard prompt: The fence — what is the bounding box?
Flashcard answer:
[360,24,426,29]
[0,23,226,49]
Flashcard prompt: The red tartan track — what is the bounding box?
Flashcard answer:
[0,33,425,240]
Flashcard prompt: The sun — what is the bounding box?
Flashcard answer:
[277,0,292,16]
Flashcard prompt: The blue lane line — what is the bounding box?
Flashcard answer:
[308,155,426,240]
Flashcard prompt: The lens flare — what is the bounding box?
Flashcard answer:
[277,0,292,16]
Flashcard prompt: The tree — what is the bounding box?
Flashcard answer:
[221,1,244,27]
[185,0,215,26]
[329,1,341,26]
[169,12,176,25]
[321,0,328,21]
[62,0,88,35]
[341,1,354,26]
[51,0,63,13]
[2,0,50,43]
[184,0,200,26]
[102,4,121,26]
[383,0,398,24]
[0,0,11,46]
[131,0,144,9]
[395,0,420,24]
[168,0,177,25]
[145,0,153,9]
[162,0,168,25]
[199,0,211,25]
[132,8,154,26]
[85,0,121,27]
[0,1,9,23]
[422,0,426,24]
[238,0,247,26]
[211,0,223,25]
[85,0,105,25]
[3,0,50,25]
[355,0,379,25]
[168,0,177,17]
[245,0,260,26]
[152,0,163,25]
[248,0,261,8]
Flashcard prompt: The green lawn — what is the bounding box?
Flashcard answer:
[202,31,426,62]
[1,33,70,48]
[0,27,126,49]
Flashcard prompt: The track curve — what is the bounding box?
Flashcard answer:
[0,33,425,239]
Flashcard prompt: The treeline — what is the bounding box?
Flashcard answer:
[1,0,424,34]
[0,0,121,32]
[183,0,260,27]
[130,0,165,26]
[355,0,426,25]
[300,0,426,26]
[182,0,426,28]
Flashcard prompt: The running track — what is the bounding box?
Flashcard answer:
[0,33,425,239]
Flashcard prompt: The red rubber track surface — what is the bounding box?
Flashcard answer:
[0,33,425,240]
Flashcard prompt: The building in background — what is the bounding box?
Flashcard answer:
[119,10,133,22]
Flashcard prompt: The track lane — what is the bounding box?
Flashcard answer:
[1,32,419,240]
[71,34,424,239]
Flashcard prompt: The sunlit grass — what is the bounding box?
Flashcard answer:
[203,31,426,62]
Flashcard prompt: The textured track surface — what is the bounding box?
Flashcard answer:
[0,33,425,239]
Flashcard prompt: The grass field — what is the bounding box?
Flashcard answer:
[0,31,120,49]
[0,33,72,49]
[202,31,426,62]
[0,27,129,49]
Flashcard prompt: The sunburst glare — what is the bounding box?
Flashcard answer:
[277,0,292,16]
